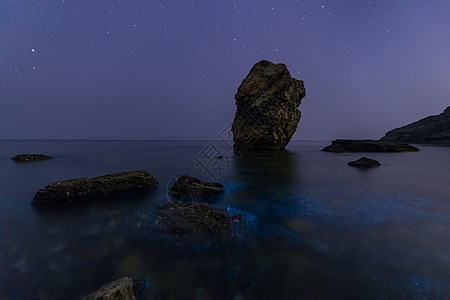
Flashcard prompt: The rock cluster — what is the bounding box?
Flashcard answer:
[11,154,51,162]
[322,139,419,153]
[154,175,247,245]
[382,107,450,144]
[32,170,158,207]
[82,277,141,300]
[348,157,380,169]
[231,60,306,154]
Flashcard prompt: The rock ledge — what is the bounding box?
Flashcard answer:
[322,139,419,153]
[33,170,158,207]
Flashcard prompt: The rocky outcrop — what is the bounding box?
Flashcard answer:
[348,157,380,169]
[155,201,246,240]
[82,277,142,300]
[231,60,306,154]
[32,170,158,207]
[168,175,224,201]
[11,154,51,162]
[322,139,419,153]
[381,107,450,144]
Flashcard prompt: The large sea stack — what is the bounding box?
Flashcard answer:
[231,60,306,155]
[381,107,450,144]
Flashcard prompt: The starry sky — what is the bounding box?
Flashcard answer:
[1,0,449,140]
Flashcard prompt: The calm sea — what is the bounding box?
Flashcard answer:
[0,140,449,299]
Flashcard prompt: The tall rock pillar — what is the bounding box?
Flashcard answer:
[231,60,306,154]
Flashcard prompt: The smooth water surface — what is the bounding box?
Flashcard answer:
[0,140,449,299]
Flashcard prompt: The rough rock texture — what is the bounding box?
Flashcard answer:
[322,139,419,153]
[381,107,450,144]
[168,175,224,201]
[11,154,51,162]
[156,201,246,239]
[82,277,141,300]
[32,170,158,207]
[348,157,381,169]
[231,60,306,154]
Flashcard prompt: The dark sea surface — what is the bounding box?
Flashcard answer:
[0,140,449,299]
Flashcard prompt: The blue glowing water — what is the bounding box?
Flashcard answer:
[0,140,449,299]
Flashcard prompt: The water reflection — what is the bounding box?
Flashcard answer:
[233,150,299,190]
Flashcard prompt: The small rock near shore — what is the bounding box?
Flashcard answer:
[82,277,142,300]
[11,154,51,162]
[348,157,381,169]
[33,170,158,207]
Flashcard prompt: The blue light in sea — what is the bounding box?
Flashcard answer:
[226,205,257,226]
[221,181,249,194]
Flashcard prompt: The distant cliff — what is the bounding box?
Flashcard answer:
[381,107,450,144]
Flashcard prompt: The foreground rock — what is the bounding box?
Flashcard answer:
[381,107,450,144]
[231,60,306,154]
[168,175,224,201]
[33,170,158,207]
[11,154,51,162]
[156,201,246,240]
[82,277,142,300]
[348,157,380,169]
[322,139,419,153]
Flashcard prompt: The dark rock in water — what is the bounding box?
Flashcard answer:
[168,175,224,201]
[156,201,246,240]
[82,277,142,300]
[322,139,419,153]
[348,157,381,169]
[11,154,51,162]
[32,170,158,207]
[231,60,306,155]
[381,107,450,144]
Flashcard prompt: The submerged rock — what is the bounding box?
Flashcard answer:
[322,139,419,153]
[231,60,306,154]
[32,170,158,207]
[168,175,224,201]
[11,154,51,162]
[348,157,381,169]
[156,201,246,240]
[381,107,450,144]
[82,277,142,300]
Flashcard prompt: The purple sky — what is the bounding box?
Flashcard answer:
[1,0,449,140]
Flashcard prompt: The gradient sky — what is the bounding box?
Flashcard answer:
[1,0,449,140]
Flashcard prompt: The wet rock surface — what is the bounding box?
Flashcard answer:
[155,201,247,242]
[231,60,306,154]
[382,107,450,144]
[82,277,142,300]
[322,139,419,153]
[348,157,381,169]
[11,154,51,162]
[168,175,224,201]
[32,170,158,207]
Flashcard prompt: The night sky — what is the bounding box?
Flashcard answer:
[1,0,449,140]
